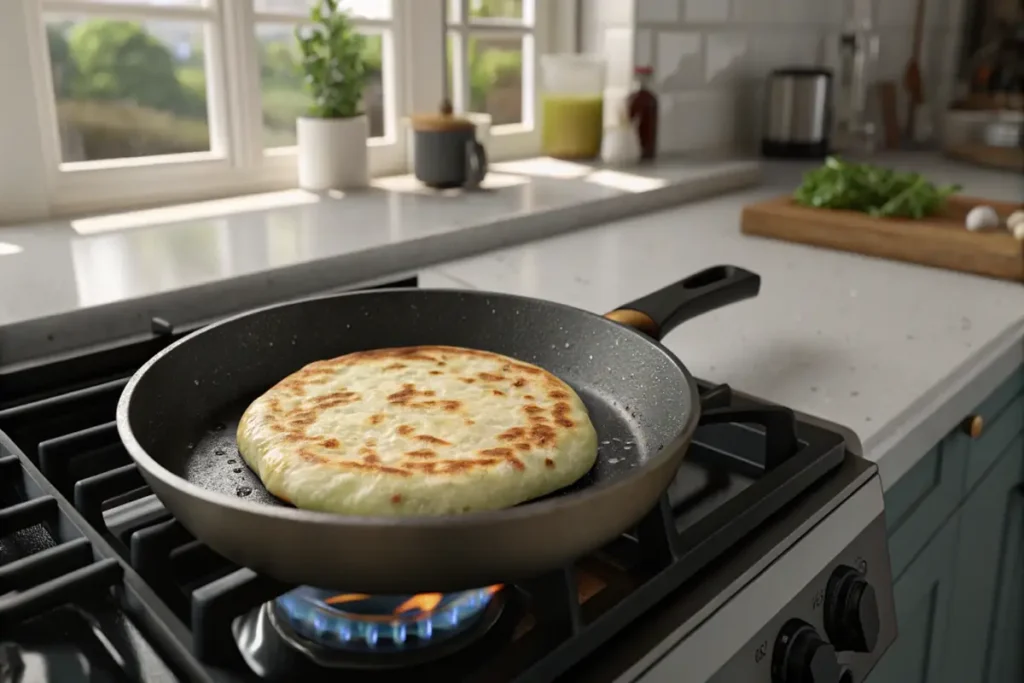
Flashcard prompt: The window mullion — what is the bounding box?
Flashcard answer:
[217,0,262,169]
[403,0,445,116]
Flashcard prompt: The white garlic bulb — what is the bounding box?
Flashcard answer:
[1012,222,1024,241]
[965,205,1000,231]
[1007,210,1024,231]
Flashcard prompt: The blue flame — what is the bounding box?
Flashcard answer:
[275,586,498,652]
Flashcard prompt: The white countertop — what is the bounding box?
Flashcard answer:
[0,157,759,366]
[422,156,1024,489]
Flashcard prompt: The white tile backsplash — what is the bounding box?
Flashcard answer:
[577,0,964,155]
[636,0,680,24]
[684,0,731,23]
[635,28,654,68]
[705,32,748,84]
[657,31,704,90]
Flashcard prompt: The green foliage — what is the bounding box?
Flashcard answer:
[295,0,368,119]
[793,156,961,219]
[466,38,521,112]
[67,20,193,115]
[47,24,77,98]
[58,99,209,158]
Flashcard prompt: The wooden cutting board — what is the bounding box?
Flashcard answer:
[741,195,1024,282]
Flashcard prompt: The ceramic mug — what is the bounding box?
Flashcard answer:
[413,127,488,189]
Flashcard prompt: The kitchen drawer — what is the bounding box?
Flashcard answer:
[885,431,968,580]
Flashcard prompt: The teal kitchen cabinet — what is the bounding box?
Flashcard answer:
[943,434,1024,683]
[867,366,1024,683]
[863,510,960,683]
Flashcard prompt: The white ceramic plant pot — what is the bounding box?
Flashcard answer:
[297,115,369,190]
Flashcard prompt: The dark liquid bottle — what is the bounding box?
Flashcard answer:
[628,66,658,160]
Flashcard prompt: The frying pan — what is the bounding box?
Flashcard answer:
[116,265,760,593]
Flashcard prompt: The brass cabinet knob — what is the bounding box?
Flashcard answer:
[963,415,984,439]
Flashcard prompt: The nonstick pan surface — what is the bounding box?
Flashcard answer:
[117,266,760,593]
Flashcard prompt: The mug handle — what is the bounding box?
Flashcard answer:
[465,139,488,189]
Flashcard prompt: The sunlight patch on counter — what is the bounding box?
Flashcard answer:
[70,189,339,236]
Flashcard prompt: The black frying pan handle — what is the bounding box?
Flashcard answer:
[604,265,761,340]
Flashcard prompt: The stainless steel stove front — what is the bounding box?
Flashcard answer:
[571,456,896,683]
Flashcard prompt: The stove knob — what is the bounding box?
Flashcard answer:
[824,565,880,653]
[772,619,841,683]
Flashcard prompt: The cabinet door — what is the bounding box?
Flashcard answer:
[866,512,959,683]
[943,433,1024,683]
[986,482,1024,683]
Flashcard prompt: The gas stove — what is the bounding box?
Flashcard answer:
[0,276,897,683]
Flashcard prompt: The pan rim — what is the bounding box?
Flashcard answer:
[116,287,702,530]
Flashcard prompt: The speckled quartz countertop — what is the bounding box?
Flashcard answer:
[420,154,1024,489]
[0,157,759,366]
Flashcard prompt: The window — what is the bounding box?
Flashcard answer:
[446,0,547,158]
[0,0,571,220]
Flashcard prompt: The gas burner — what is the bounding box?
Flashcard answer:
[261,585,505,669]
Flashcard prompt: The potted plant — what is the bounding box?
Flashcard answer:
[295,0,369,190]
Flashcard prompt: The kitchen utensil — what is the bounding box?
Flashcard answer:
[410,100,487,189]
[877,80,901,148]
[835,30,880,153]
[116,266,762,593]
[742,195,1024,282]
[540,54,606,160]
[761,67,833,159]
[902,0,927,141]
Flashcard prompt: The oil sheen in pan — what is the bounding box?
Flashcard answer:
[184,382,660,511]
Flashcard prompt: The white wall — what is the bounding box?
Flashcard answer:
[579,0,968,155]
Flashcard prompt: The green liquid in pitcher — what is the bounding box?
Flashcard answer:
[541,95,604,160]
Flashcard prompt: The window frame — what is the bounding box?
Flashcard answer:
[445,0,551,161]
[2,0,573,220]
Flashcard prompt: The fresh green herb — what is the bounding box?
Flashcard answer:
[793,156,961,219]
[295,0,367,119]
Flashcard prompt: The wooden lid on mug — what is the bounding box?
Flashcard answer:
[410,99,476,132]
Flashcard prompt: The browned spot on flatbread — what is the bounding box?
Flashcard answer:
[368,413,385,425]
[480,447,525,471]
[460,377,476,384]
[320,438,340,449]
[397,424,415,436]
[513,378,527,388]
[405,449,437,458]
[492,389,505,396]
[363,453,381,464]
[391,494,402,504]
[415,434,450,446]
[524,394,535,400]
[548,390,570,400]
[479,372,504,382]
[442,400,461,412]
[497,427,526,442]
[383,363,406,371]
[429,370,442,376]
[552,401,575,428]
[544,458,555,468]
[516,442,531,451]
[523,404,544,415]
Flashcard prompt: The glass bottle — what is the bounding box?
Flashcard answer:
[628,66,658,161]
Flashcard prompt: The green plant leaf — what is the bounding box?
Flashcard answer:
[792,156,961,219]
[296,0,366,118]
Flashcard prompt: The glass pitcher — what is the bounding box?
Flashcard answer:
[540,54,606,160]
